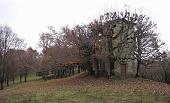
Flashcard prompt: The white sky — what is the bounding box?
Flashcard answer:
[0,0,170,51]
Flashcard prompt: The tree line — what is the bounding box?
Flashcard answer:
[0,25,39,90]
[0,10,169,90]
[38,11,169,80]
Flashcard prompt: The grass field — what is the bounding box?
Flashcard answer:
[0,73,170,103]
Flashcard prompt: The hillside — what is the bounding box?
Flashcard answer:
[0,73,170,103]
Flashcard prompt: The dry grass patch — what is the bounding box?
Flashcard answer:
[0,73,170,103]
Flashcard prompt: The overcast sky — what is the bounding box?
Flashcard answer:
[0,0,170,51]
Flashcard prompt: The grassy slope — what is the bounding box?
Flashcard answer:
[0,73,170,103]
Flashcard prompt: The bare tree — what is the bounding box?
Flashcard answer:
[37,11,164,79]
[0,25,25,90]
[62,25,93,74]
[131,14,164,77]
[38,32,55,50]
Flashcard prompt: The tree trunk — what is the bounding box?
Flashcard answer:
[43,71,47,80]
[135,60,140,77]
[20,74,22,82]
[92,57,98,77]
[24,73,27,82]
[72,67,74,75]
[105,35,112,78]
[164,70,168,84]
[13,76,14,84]
[111,60,115,76]
[0,81,3,90]
[78,65,80,73]
[105,56,111,78]
[86,61,93,75]
[0,70,5,90]
[6,76,9,86]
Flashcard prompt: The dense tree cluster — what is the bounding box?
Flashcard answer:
[38,11,165,79]
[0,11,168,90]
[0,25,38,90]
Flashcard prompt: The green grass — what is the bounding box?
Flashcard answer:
[3,87,170,103]
[5,72,41,85]
[0,73,170,103]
